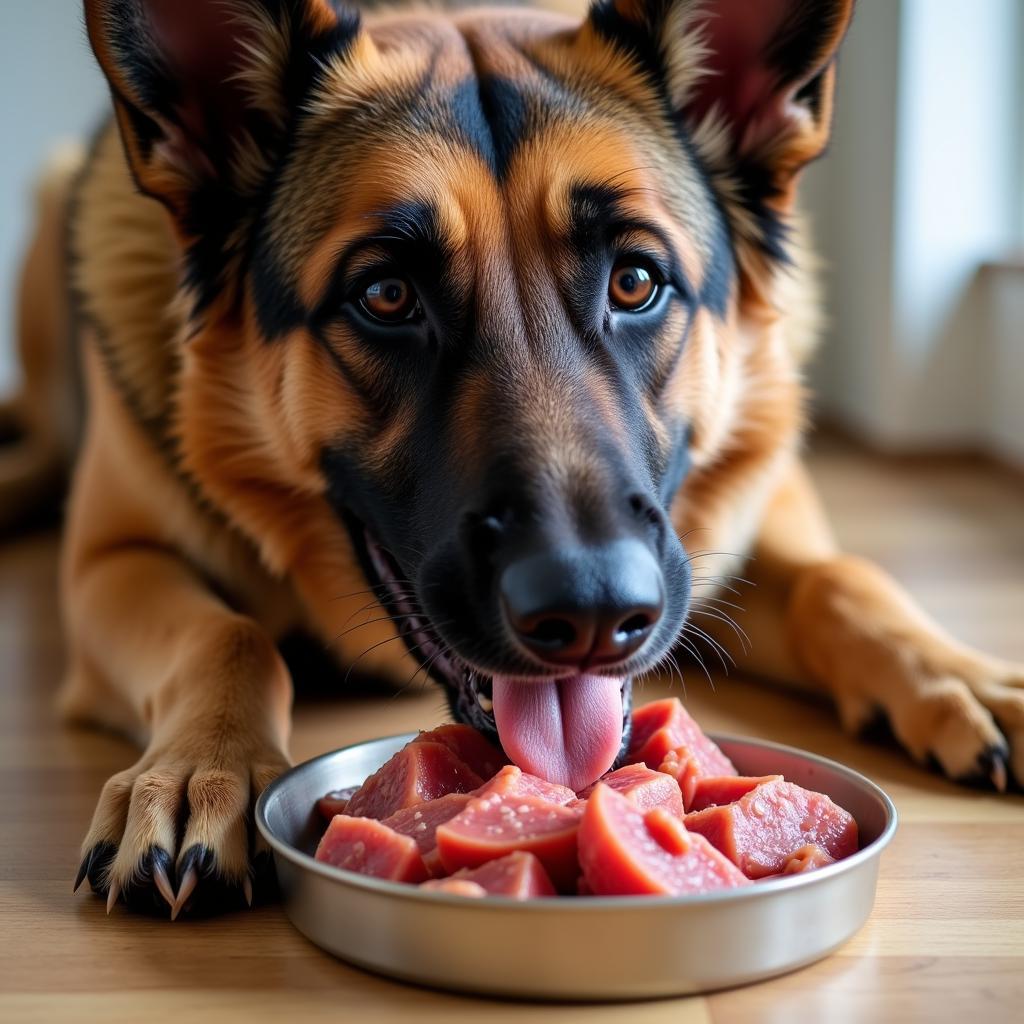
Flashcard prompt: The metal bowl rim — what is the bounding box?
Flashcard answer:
[256,731,898,912]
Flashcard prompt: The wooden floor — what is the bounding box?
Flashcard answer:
[1,440,1023,1023]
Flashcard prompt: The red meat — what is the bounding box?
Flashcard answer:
[314,814,428,883]
[476,765,576,805]
[684,778,858,878]
[629,698,736,779]
[687,774,783,812]
[435,793,583,891]
[578,784,751,896]
[345,741,483,819]
[415,724,508,780]
[420,852,556,898]
[578,762,684,817]
[382,792,473,876]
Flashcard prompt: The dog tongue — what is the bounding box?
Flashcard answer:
[491,674,624,792]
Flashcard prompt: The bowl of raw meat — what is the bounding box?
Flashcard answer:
[256,699,897,1000]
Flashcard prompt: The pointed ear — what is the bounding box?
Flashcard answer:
[83,0,362,216]
[587,0,854,275]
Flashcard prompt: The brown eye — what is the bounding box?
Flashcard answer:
[360,277,419,322]
[608,263,657,311]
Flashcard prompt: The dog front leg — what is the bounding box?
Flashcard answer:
[62,544,292,915]
[704,461,1024,789]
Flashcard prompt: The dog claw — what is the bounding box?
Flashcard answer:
[983,746,1009,793]
[152,858,176,910]
[170,867,197,921]
[73,851,91,893]
[106,879,121,915]
[243,874,253,907]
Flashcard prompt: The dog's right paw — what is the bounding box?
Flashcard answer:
[75,740,290,918]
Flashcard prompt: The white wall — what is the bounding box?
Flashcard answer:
[0,1,106,396]
[806,0,1023,463]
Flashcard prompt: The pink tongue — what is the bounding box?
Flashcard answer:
[491,674,624,792]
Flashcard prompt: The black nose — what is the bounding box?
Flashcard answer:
[499,538,664,668]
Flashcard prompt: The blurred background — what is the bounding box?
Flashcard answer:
[1,1,1022,466]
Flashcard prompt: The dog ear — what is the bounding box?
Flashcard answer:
[584,0,853,301]
[587,0,854,196]
[83,0,363,215]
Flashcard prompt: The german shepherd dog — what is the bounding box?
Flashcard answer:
[5,0,1023,915]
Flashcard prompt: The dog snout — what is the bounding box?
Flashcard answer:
[499,537,665,668]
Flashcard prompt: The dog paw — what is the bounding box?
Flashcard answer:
[790,557,1024,792]
[834,657,1023,791]
[75,743,290,918]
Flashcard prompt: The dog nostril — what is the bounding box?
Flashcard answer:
[616,612,654,640]
[628,492,662,528]
[526,618,577,650]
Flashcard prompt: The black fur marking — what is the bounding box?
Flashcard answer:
[250,246,308,339]
[466,75,531,180]
[101,1,363,323]
[82,840,118,895]
[731,157,791,266]
[122,845,176,915]
[173,844,249,918]
[699,197,736,318]
[587,0,672,93]
[658,421,691,505]
[794,67,829,123]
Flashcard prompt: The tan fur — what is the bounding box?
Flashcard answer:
[6,0,1022,912]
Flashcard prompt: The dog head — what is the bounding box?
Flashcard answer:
[85,0,853,789]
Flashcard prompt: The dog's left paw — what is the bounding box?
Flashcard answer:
[790,556,1024,790]
[877,653,1024,790]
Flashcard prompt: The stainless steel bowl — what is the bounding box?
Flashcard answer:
[256,733,897,1000]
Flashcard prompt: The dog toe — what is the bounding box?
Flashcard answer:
[76,747,288,918]
[975,684,1024,789]
[120,845,177,914]
[950,743,1010,792]
[171,844,253,919]
[74,840,116,894]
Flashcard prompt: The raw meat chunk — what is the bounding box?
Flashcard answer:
[420,852,556,898]
[629,697,736,778]
[315,815,428,882]
[436,793,583,890]
[684,778,858,878]
[476,765,576,805]
[419,878,488,897]
[688,775,783,812]
[578,763,684,817]
[345,741,482,819]
[578,785,751,896]
[383,793,473,876]
[416,724,508,780]
[316,785,359,819]
[782,844,837,874]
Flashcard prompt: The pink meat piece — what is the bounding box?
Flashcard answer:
[578,784,751,896]
[344,741,483,819]
[420,852,556,898]
[382,792,473,876]
[316,785,360,819]
[475,765,576,805]
[578,762,684,817]
[415,724,509,780]
[782,844,837,874]
[436,793,584,891]
[314,814,428,882]
[684,778,858,878]
[629,698,736,780]
[687,775,783,812]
